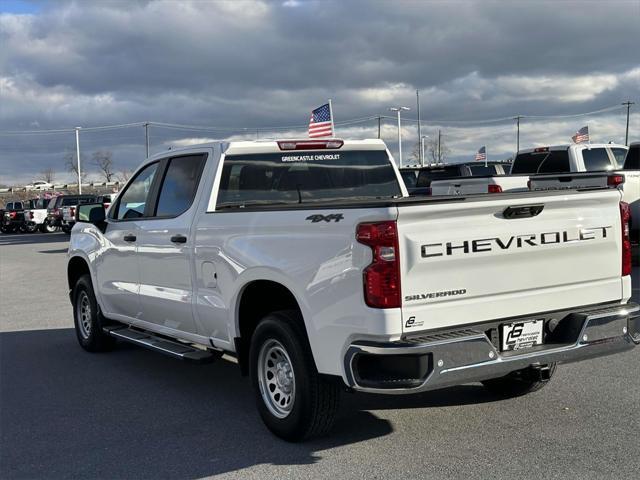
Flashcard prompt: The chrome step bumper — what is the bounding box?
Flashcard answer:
[344,302,640,394]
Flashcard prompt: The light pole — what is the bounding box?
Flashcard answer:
[389,106,410,167]
[420,135,429,166]
[75,127,82,194]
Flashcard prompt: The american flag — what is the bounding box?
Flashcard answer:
[308,103,333,138]
[475,146,487,161]
[571,126,589,143]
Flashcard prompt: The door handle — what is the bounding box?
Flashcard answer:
[171,234,187,243]
[123,234,137,242]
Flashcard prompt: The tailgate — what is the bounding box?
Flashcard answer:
[397,189,624,333]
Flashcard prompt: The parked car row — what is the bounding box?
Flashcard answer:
[1,193,116,234]
[399,142,639,244]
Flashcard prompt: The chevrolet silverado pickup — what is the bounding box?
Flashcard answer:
[67,138,638,441]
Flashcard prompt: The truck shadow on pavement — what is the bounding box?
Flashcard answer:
[0,232,68,246]
[1,328,498,479]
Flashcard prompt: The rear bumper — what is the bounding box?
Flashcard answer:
[344,302,640,394]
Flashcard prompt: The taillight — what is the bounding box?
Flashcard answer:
[70,207,76,218]
[277,139,343,150]
[356,221,401,308]
[488,184,503,193]
[29,211,34,220]
[620,201,632,276]
[9,211,17,219]
[527,179,532,190]
[607,174,625,187]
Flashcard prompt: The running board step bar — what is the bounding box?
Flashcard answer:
[103,325,222,364]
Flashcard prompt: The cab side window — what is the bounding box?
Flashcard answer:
[113,162,159,220]
[155,155,206,217]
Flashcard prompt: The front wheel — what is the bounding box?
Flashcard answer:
[249,310,340,441]
[481,363,557,397]
[24,223,38,233]
[72,274,116,352]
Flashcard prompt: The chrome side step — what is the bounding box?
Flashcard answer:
[103,325,222,364]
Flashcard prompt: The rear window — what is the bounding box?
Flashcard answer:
[416,166,463,187]
[624,145,639,170]
[468,164,499,176]
[216,150,400,207]
[511,150,570,174]
[400,170,418,188]
[582,148,613,171]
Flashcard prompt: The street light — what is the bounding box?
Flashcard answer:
[75,127,82,194]
[389,106,410,167]
[420,135,429,167]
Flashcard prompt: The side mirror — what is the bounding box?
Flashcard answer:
[77,203,106,232]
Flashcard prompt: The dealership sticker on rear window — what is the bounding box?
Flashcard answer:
[281,154,340,162]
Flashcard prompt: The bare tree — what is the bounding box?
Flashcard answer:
[425,136,451,164]
[93,150,115,182]
[40,168,56,183]
[117,168,134,183]
[64,152,88,181]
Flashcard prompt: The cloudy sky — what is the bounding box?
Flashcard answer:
[1,0,639,185]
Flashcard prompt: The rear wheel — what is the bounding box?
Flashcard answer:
[24,223,38,233]
[41,221,57,233]
[481,363,557,397]
[73,274,116,352]
[61,225,72,234]
[249,310,340,441]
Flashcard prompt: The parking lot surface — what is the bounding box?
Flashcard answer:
[1,233,639,480]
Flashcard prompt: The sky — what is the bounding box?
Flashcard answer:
[0,0,639,185]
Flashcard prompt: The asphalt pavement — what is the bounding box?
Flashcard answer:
[1,233,639,480]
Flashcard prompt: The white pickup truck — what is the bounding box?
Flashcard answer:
[23,197,57,233]
[67,138,638,441]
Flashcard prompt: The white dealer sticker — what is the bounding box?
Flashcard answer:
[281,154,340,162]
[501,320,543,351]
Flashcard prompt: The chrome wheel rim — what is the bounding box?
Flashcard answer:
[76,291,92,339]
[258,339,296,418]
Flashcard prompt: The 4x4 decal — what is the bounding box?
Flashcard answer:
[306,214,344,223]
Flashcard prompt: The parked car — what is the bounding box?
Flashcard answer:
[68,138,637,441]
[61,196,98,234]
[23,197,56,233]
[46,195,96,233]
[429,143,632,195]
[24,181,53,191]
[400,162,510,195]
[1,200,27,233]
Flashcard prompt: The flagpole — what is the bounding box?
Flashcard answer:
[485,147,487,168]
[328,99,335,137]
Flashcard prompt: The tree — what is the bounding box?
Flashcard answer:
[117,168,134,183]
[40,168,56,183]
[93,150,115,182]
[64,151,88,182]
[409,135,451,164]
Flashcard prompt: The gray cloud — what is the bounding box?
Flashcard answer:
[0,0,639,184]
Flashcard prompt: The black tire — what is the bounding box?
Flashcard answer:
[61,225,72,234]
[24,223,38,233]
[249,310,340,441]
[481,363,557,397]
[1,225,14,234]
[41,221,57,233]
[72,274,116,352]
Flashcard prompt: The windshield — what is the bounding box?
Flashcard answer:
[216,150,401,207]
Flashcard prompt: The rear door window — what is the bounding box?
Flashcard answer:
[582,148,613,171]
[217,150,400,207]
[155,155,207,217]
